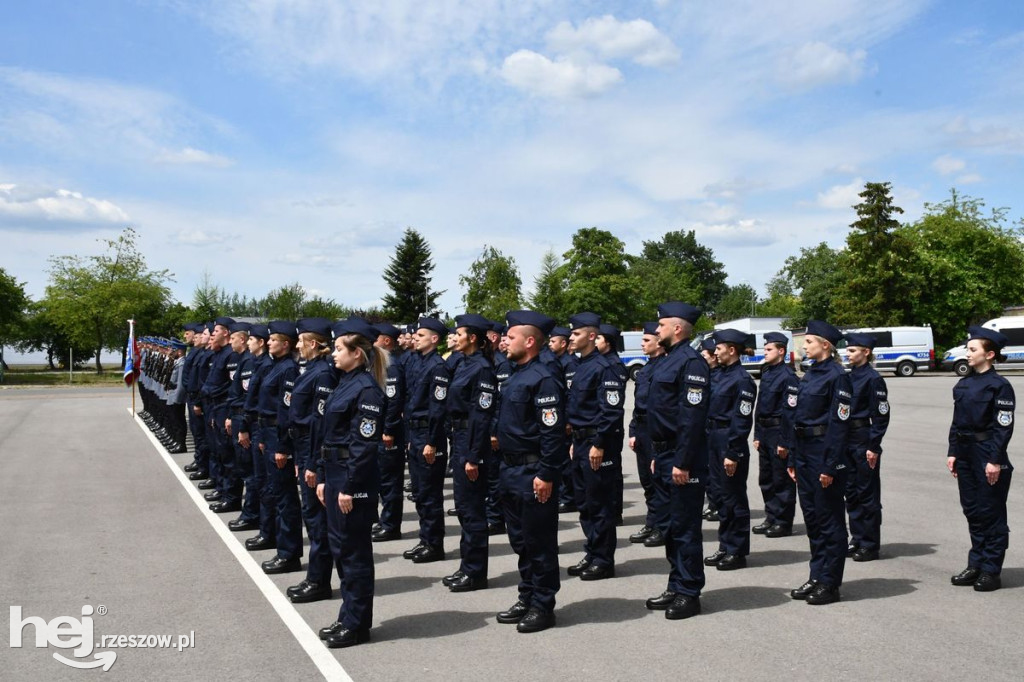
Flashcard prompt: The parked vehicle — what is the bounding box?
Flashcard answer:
[620,331,647,381]
[941,317,1024,376]
[838,326,934,377]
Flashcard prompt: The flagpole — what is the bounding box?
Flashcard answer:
[129,319,136,417]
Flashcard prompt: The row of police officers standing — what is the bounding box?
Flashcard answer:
[136,304,1014,647]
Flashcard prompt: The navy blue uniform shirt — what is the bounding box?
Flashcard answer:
[318,368,385,496]
[948,369,1015,466]
[566,350,624,449]
[647,339,710,472]
[495,356,566,482]
[849,363,890,454]
[793,357,853,474]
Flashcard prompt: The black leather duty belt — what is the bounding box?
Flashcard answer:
[848,418,870,429]
[322,445,351,461]
[794,425,827,438]
[450,417,469,430]
[408,418,429,429]
[651,440,672,452]
[756,416,781,427]
[572,426,598,438]
[503,453,541,466]
[707,418,729,429]
[258,415,277,427]
[289,425,310,438]
[956,430,991,442]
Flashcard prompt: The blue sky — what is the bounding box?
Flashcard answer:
[2,0,1022,319]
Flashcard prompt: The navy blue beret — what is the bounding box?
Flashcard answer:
[228,321,251,334]
[550,326,570,339]
[715,328,749,346]
[455,314,491,337]
[417,317,448,336]
[297,317,332,338]
[764,331,788,347]
[657,301,701,324]
[599,323,621,342]
[183,322,201,332]
[268,320,297,341]
[205,322,215,333]
[249,324,270,341]
[374,323,401,340]
[213,316,235,330]
[170,339,187,350]
[700,336,717,352]
[806,320,843,346]
[844,332,877,349]
[642,321,659,336]
[968,326,1009,350]
[569,312,601,329]
[334,317,379,342]
[506,310,556,335]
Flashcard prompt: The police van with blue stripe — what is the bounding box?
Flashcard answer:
[941,316,1024,376]
[838,325,934,377]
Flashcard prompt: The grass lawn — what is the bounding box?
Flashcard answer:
[0,364,128,387]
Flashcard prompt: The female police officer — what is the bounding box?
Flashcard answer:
[440,314,498,592]
[316,318,388,648]
[787,321,852,605]
[843,332,890,562]
[947,326,1015,592]
[702,329,757,571]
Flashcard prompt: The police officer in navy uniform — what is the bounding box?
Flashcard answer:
[597,323,627,526]
[185,325,213,481]
[699,336,720,523]
[787,320,852,605]
[644,302,708,620]
[486,322,513,535]
[402,317,450,563]
[372,323,407,542]
[239,324,276,551]
[843,332,890,562]
[565,312,624,581]
[201,317,239,511]
[549,326,578,514]
[752,332,799,539]
[628,322,665,547]
[316,318,388,649]
[222,322,254,522]
[702,329,757,571]
[280,318,336,603]
[440,314,498,592]
[258,321,304,574]
[947,326,1015,592]
[493,310,566,633]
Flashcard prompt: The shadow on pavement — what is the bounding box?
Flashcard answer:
[376,574,440,596]
[557,597,648,625]
[841,577,919,601]
[749,548,808,568]
[379,609,493,639]
[881,542,938,558]
[998,566,1023,589]
[704,585,792,611]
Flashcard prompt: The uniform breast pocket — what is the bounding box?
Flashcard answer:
[800,387,830,418]
[505,386,532,419]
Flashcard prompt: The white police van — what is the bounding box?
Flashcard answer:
[838,326,934,377]
[941,317,1024,376]
[620,331,647,381]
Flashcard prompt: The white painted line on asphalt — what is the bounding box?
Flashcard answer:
[129,409,353,682]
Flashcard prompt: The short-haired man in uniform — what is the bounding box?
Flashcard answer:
[644,302,709,620]
[565,312,624,581]
[494,310,566,633]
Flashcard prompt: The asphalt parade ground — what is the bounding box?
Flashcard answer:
[3,375,1023,681]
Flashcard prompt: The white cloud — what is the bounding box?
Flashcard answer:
[691,219,778,246]
[956,173,983,185]
[0,184,129,226]
[546,15,680,67]
[942,115,1024,153]
[932,154,966,175]
[172,229,230,246]
[777,42,867,90]
[500,50,623,98]
[155,147,234,168]
[816,178,864,210]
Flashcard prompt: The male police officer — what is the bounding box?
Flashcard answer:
[494,310,566,633]
[565,313,624,581]
[644,302,709,620]
[628,322,665,547]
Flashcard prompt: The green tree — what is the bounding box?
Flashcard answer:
[44,227,173,372]
[832,182,915,326]
[261,283,307,320]
[899,190,1024,348]
[0,267,29,371]
[715,283,758,322]
[382,227,443,321]
[776,242,844,327]
[631,230,727,314]
[300,296,346,320]
[757,274,801,320]
[191,270,225,320]
[459,246,524,320]
[561,227,639,327]
[14,301,95,369]
[528,250,569,322]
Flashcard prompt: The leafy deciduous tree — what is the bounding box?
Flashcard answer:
[459,246,524,321]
